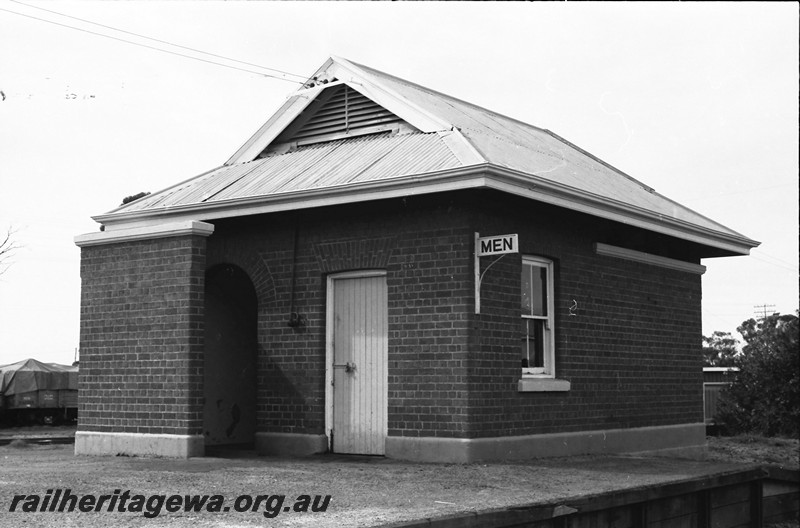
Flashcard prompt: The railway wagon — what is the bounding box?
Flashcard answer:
[0,358,78,425]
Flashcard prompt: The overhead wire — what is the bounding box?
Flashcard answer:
[1,3,307,84]
[749,254,798,273]
[9,0,308,82]
[751,248,798,269]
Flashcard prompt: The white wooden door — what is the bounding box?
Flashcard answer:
[330,273,388,455]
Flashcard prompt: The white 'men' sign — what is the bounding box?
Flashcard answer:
[476,234,519,256]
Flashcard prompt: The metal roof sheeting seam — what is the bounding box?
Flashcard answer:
[142,133,463,206]
[94,58,756,252]
[347,61,750,241]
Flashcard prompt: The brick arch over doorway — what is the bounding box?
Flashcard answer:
[206,243,277,310]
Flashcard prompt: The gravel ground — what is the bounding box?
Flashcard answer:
[0,434,769,528]
[706,434,799,469]
[0,424,77,439]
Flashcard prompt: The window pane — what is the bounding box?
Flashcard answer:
[521,264,532,314]
[521,258,553,375]
[521,318,544,368]
[522,263,547,317]
[536,266,548,317]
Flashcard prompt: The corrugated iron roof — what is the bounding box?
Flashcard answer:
[348,61,746,240]
[99,57,757,255]
[120,132,464,213]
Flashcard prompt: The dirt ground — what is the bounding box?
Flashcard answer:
[0,428,796,528]
[705,434,799,469]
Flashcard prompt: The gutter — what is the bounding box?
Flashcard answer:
[86,163,758,255]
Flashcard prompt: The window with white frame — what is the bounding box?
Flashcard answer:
[521,256,554,377]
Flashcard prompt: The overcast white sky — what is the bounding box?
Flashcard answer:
[1,2,797,366]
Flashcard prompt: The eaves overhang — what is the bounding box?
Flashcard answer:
[482,166,758,256]
[89,164,759,256]
[93,165,490,228]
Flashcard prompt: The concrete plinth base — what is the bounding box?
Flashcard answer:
[255,432,328,457]
[386,423,707,463]
[74,431,204,458]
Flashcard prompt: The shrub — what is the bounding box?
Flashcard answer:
[715,312,799,437]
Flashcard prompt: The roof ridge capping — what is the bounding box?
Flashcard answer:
[342,58,757,250]
[343,59,661,196]
[328,56,453,134]
[343,58,565,142]
[88,56,759,257]
[539,128,754,242]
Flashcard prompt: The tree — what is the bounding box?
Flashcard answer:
[715,312,799,437]
[0,225,20,276]
[702,331,739,367]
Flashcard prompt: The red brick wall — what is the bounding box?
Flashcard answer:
[206,200,474,439]
[78,235,206,435]
[78,190,704,441]
[205,191,703,441]
[469,193,704,437]
[387,219,473,439]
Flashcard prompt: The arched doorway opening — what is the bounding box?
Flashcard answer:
[203,264,257,452]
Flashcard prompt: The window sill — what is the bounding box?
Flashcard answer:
[518,378,571,392]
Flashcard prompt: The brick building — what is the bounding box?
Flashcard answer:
[74,57,758,461]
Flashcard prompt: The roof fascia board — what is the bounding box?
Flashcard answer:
[93,167,491,230]
[75,220,214,247]
[482,166,758,255]
[92,163,757,255]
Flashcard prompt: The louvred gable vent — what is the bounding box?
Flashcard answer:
[276,84,403,147]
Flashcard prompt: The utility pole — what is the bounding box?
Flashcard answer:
[753,304,776,320]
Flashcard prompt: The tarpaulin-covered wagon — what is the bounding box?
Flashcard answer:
[0,358,78,425]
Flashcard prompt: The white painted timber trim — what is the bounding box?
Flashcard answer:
[518,378,571,392]
[75,431,204,458]
[226,95,318,165]
[331,57,451,133]
[225,55,450,165]
[93,168,490,228]
[482,168,756,255]
[90,164,757,256]
[74,220,215,247]
[595,243,707,275]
